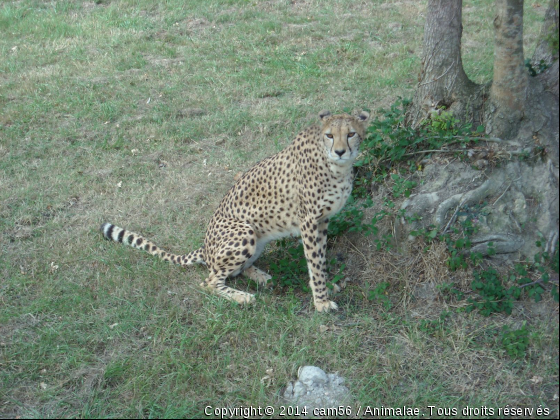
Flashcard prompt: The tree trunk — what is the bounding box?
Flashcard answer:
[486,0,528,139]
[532,0,559,69]
[407,0,480,128]
[531,0,560,172]
[533,0,559,97]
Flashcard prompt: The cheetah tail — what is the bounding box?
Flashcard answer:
[100,222,205,267]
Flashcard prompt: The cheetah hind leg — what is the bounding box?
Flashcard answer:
[200,272,256,305]
[243,266,272,288]
[199,219,260,305]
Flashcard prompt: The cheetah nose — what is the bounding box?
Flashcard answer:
[335,149,345,157]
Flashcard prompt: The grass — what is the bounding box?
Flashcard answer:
[1,0,557,418]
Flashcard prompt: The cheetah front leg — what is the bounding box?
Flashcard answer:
[301,217,338,312]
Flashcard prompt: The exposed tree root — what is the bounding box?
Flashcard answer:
[435,175,504,228]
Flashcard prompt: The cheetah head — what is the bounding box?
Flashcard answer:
[319,110,370,164]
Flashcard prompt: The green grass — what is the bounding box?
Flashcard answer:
[1,0,557,418]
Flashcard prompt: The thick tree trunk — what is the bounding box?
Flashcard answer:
[486,0,528,139]
[407,0,480,127]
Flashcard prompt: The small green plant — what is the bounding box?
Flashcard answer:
[390,173,417,198]
[327,195,369,236]
[444,236,471,271]
[513,262,545,302]
[425,107,460,135]
[374,233,393,251]
[368,281,392,309]
[525,58,550,77]
[510,240,560,304]
[437,282,465,301]
[328,195,387,237]
[418,311,451,337]
[467,268,520,315]
[410,225,438,242]
[500,323,530,359]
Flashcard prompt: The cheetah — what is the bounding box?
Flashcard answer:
[101,110,370,312]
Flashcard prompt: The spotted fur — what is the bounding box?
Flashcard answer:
[101,110,369,311]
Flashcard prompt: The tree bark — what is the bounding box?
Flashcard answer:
[532,0,559,68]
[407,0,480,128]
[486,0,528,139]
[533,0,559,97]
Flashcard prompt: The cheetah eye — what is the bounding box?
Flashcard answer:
[325,134,334,139]
[348,132,356,138]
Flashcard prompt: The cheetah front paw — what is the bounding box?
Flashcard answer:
[231,292,256,305]
[314,299,338,312]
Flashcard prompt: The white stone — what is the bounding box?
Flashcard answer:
[298,366,328,386]
[285,366,351,411]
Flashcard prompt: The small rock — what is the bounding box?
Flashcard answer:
[284,366,352,413]
[298,366,328,386]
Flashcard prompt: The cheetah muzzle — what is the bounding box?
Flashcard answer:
[101,110,370,312]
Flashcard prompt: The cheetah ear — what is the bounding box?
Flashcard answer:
[358,111,370,122]
[319,110,332,120]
